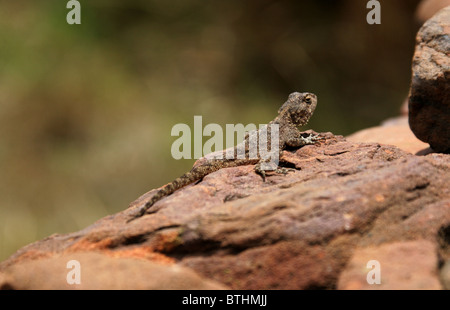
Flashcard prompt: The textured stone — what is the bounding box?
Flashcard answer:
[415,0,450,24]
[1,133,448,289]
[347,116,430,154]
[440,259,450,289]
[408,6,450,153]
[0,252,227,290]
[338,240,441,290]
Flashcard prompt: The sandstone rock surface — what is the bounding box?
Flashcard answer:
[338,240,441,290]
[347,116,430,154]
[1,132,449,289]
[0,252,226,290]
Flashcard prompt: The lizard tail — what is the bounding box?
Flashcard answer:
[127,169,208,222]
[127,159,243,222]
[147,173,194,208]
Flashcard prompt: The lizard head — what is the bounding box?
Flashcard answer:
[278,92,317,126]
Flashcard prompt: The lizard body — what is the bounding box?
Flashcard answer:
[128,92,319,221]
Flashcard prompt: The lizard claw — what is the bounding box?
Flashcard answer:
[299,133,324,145]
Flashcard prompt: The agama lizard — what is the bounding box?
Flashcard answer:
[128,92,320,222]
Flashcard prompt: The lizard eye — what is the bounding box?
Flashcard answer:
[304,95,312,104]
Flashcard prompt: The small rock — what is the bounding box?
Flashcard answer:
[408,6,450,153]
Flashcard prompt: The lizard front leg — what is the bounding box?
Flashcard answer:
[254,160,296,182]
[254,160,274,182]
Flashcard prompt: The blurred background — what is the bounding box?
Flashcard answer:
[0,0,432,260]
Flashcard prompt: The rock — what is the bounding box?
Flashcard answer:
[408,6,450,153]
[0,252,227,290]
[415,0,450,24]
[338,240,441,290]
[1,133,448,289]
[400,97,409,116]
[347,116,430,154]
[440,259,450,289]
[0,272,11,290]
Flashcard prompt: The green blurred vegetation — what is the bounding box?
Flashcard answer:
[0,0,421,260]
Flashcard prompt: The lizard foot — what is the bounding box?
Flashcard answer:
[275,167,296,175]
[255,165,296,181]
[254,159,279,182]
[255,165,267,182]
[299,133,324,145]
